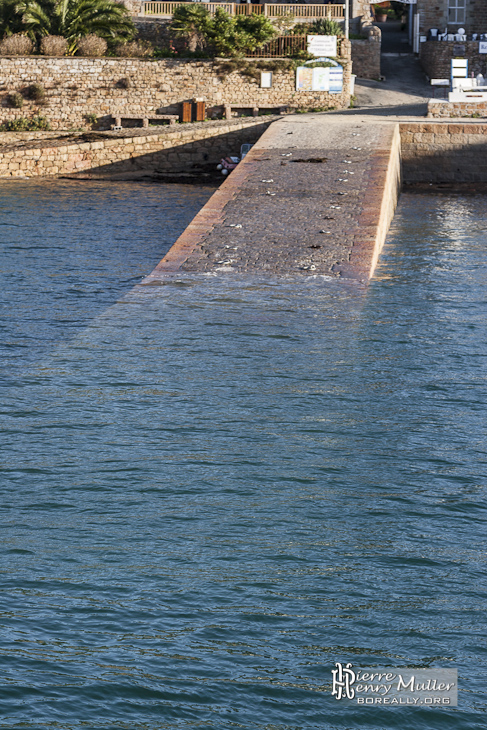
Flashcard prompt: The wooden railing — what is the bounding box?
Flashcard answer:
[246,33,342,57]
[265,4,344,18]
[247,34,307,57]
[142,2,233,15]
[234,3,263,13]
[141,2,345,19]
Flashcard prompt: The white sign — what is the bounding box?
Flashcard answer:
[296,58,343,93]
[328,66,343,93]
[312,67,329,91]
[260,71,272,88]
[480,41,487,53]
[307,35,337,58]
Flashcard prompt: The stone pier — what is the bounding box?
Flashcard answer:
[142,114,402,284]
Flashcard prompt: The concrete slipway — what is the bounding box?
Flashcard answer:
[141,113,402,286]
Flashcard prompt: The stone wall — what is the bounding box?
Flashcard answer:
[350,24,380,79]
[420,40,487,79]
[350,0,374,33]
[133,18,170,47]
[400,121,487,183]
[0,56,351,131]
[427,99,487,118]
[0,117,275,178]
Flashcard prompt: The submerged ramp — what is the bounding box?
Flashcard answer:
[143,115,401,284]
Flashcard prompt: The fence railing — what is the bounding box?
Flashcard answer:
[234,3,263,13]
[246,33,342,57]
[247,34,306,57]
[265,4,344,18]
[141,2,345,19]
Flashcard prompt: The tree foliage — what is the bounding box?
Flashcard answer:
[170,6,276,57]
[0,0,135,54]
[0,0,25,37]
[292,18,344,37]
[170,4,211,52]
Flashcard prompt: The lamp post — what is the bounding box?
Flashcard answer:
[344,1,349,39]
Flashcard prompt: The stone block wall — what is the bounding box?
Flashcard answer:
[0,117,275,177]
[420,40,487,79]
[133,18,170,47]
[0,56,352,131]
[350,0,374,33]
[351,24,380,79]
[400,121,487,183]
[427,99,487,118]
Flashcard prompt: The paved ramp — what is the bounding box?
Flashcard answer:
[143,114,401,284]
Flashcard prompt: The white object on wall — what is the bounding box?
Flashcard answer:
[307,35,337,58]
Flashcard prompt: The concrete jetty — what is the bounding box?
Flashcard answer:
[142,114,402,285]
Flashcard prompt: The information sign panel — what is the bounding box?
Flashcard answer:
[307,35,337,58]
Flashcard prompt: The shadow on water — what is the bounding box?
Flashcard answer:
[1,182,486,728]
[0,179,214,373]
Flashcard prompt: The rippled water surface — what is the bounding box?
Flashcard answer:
[1,182,486,729]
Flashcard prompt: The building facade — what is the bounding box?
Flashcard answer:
[415,0,487,79]
[415,0,487,35]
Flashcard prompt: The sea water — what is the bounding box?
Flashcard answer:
[1,182,486,729]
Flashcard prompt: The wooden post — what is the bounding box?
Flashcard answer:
[182,101,192,123]
[195,101,206,122]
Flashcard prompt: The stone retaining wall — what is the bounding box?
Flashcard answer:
[400,121,487,183]
[0,56,352,131]
[420,40,487,80]
[0,117,275,178]
[350,24,381,80]
[427,99,487,119]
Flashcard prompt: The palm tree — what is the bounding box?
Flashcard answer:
[0,0,25,36]
[169,4,211,53]
[16,0,135,54]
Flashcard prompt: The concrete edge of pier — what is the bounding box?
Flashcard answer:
[142,139,268,278]
[333,123,401,281]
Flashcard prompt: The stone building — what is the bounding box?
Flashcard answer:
[414,0,487,36]
[414,0,487,79]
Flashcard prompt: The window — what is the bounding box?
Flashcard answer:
[448,0,466,24]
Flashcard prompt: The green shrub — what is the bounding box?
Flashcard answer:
[77,33,107,57]
[115,77,131,89]
[27,83,45,101]
[0,33,33,55]
[170,5,276,57]
[0,114,50,131]
[40,35,68,56]
[7,91,23,108]
[116,39,152,57]
[292,18,344,37]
